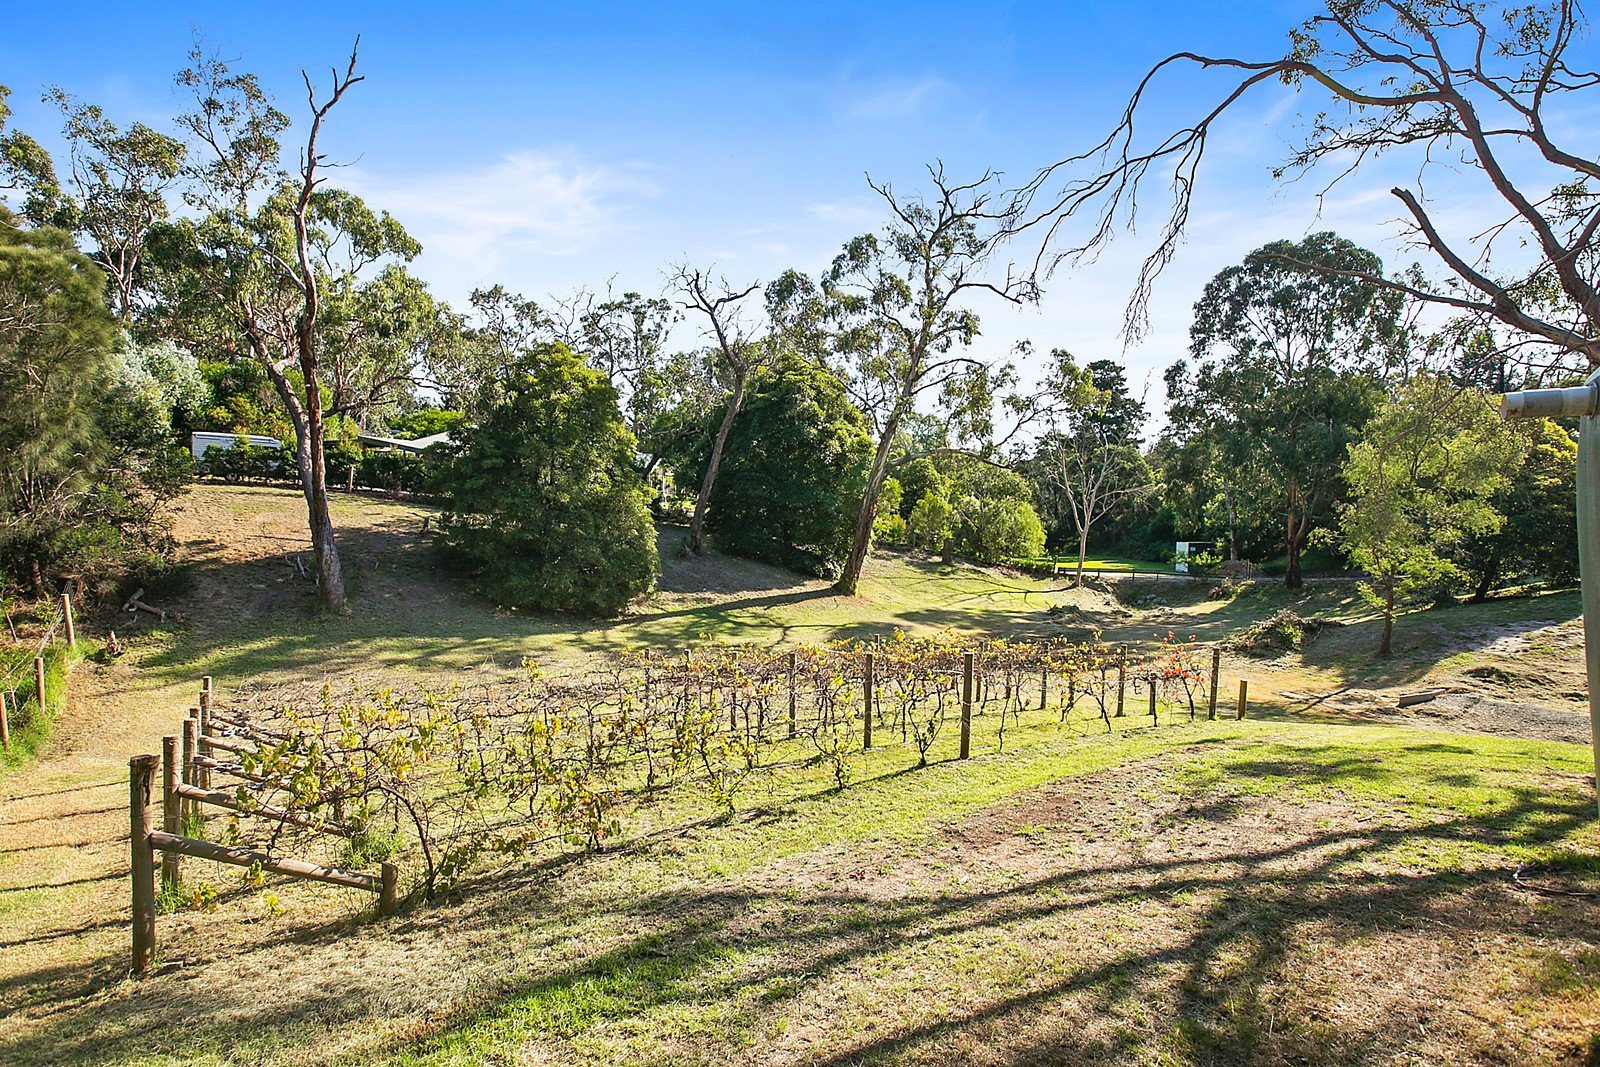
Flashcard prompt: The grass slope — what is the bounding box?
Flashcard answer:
[0,483,1595,1067]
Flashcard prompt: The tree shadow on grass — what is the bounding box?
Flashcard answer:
[5,735,1597,1067]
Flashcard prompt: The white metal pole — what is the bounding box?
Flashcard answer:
[1503,372,1600,817]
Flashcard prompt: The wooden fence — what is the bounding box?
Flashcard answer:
[127,648,1253,977]
[0,592,76,753]
[127,677,399,977]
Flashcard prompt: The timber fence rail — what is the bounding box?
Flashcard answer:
[128,677,400,976]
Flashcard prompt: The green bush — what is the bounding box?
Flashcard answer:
[701,355,872,576]
[434,343,658,616]
[195,440,294,483]
[0,639,85,775]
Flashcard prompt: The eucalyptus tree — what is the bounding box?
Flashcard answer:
[672,266,767,556]
[167,42,415,612]
[0,86,62,232]
[776,169,1040,595]
[559,286,712,484]
[318,263,458,429]
[1012,0,1600,379]
[1035,350,1154,586]
[1175,233,1395,586]
[25,89,186,322]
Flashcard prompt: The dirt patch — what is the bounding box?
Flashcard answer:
[1267,685,1589,744]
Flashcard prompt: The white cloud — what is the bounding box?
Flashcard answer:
[807,197,881,228]
[346,150,659,277]
[844,74,949,120]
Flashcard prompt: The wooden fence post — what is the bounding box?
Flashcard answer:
[1148,676,1158,723]
[1208,648,1221,721]
[960,652,974,759]
[1115,648,1126,718]
[379,862,399,917]
[0,692,9,752]
[198,711,215,824]
[1039,666,1048,710]
[33,656,46,720]
[786,651,798,740]
[1237,679,1248,720]
[129,754,158,977]
[161,736,180,887]
[200,676,212,714]
[181,715,197,828]
[863,652,874,750]
[61,593,75,649]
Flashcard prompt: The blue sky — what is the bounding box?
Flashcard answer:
[5,1,1586,415]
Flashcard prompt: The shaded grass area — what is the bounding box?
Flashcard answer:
[5,719,1598,1067]
[125,486,1076,685]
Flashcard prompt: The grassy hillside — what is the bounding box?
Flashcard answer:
[0,482,1595,1067]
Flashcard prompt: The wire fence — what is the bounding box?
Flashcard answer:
[199,632,1234,898]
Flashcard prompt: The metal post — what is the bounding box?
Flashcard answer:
[1503,376,1600,815]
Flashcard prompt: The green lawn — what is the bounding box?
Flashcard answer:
[7,714,1596,1067]
[3,484,1596,1067]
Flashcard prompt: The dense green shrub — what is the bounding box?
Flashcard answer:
[196,440,295,483]
[359,449,439,496]
[940,458,1047,563]
[434,343,658,616]
[702,355,872,576]
[907,491,953,551]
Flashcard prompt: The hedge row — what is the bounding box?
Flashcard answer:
[195,440,441,498]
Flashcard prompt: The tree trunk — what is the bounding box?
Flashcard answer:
[835,415,901,595]
[1223,482,1239,561]
[688,370,745,556]
[1284,511,1304,590]
[260,350,346,613]
[1075,525,1089,589]
[1471,547,1502,602]
[303,404,347,614]
[1379,573,1396,655]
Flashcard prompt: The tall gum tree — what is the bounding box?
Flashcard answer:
[1035,350,1153,587]
[673,267,765,557]
[777,169,1040,595]
[1180,233,1398,587]
[170,42,414,612]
